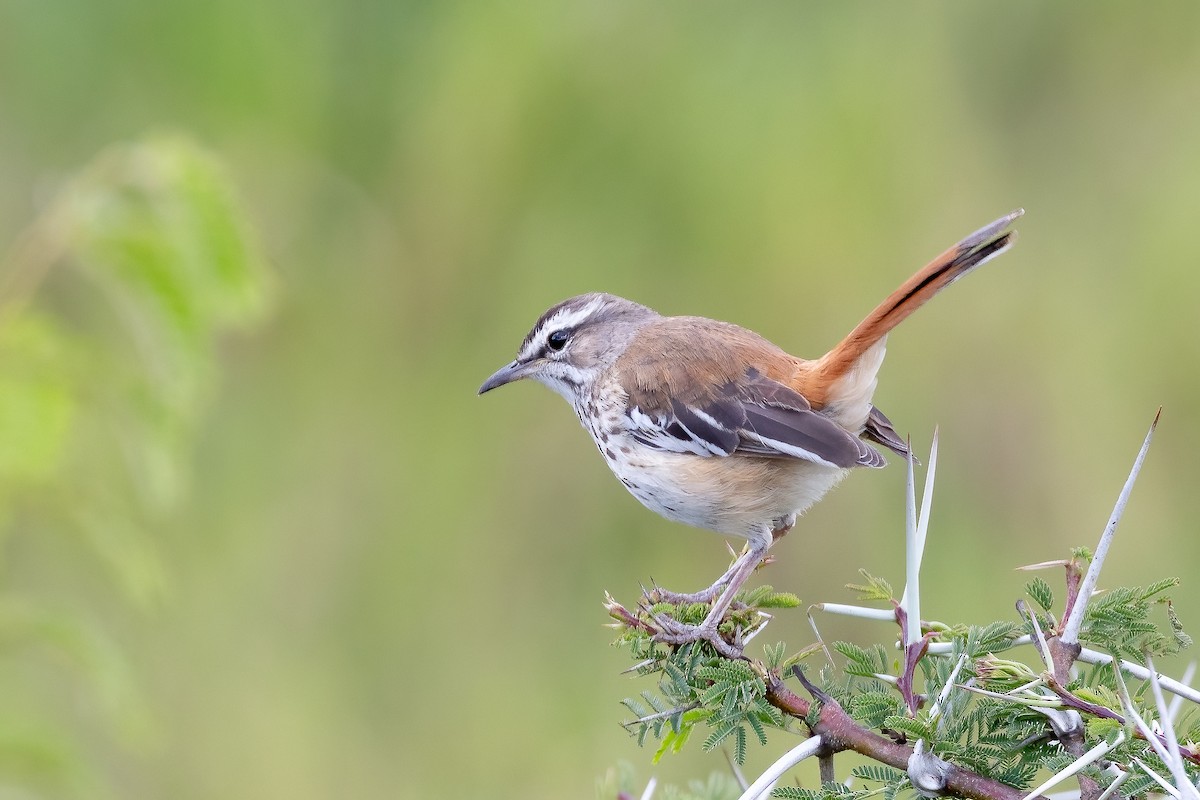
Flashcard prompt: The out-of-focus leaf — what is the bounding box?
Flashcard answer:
[0,598,155,748]
[0,134,271,795]
[0,314,79,485]
[64,135,274,511]
[0,721,85,793]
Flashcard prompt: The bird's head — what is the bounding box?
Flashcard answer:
[478,292,659,403]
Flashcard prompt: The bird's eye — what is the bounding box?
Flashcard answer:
[546,329,570,352]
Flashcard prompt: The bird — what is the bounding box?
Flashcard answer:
[479,210,1022,657]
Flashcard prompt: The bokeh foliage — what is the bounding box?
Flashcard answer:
[2,2,1200,799]
[0,136,271,795]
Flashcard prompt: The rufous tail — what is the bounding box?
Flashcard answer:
[813,209,1023,387]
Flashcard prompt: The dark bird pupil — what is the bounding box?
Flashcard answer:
[547,329,570,351]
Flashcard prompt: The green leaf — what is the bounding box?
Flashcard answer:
[962,620,1024,658]
[1025,577,1054,612]
[746,712,768,746]
[733,725,747,765]
[763,641,787,668]
[701,721,739,753]
[846,569,895,602]
[772,789,823,800]
[832,641,873,669]
[651,731,672,764]
[849,691,902,729]
[759,591,801,609]
[0,134,276,798]
[850,764,906,784]
[0,316,78,484]
[1142,577,1180,600]
[882,715,934,741]
[621,697,650,720]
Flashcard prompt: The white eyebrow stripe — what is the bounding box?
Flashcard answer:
[517,296,608,360]
[543,297,606,331]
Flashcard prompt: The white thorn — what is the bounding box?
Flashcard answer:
[1020,600,1056,676]
[1020,732,1125,800]
[1061,409,1160,645]
[929,654,970,721]
[1111,664,1179,777]
[737,736,824,800]
[902,432,938,646]
[812,603,896,621]
[1168,662,1198,724]
[1132,757,1183,799]
[1093,770,1130,800]
[1071,648,1200,707]
[1145,654,1200,800]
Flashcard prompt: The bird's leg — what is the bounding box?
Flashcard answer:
[646,556,745,605]
[649,532,774,658]
[648,515,792,606]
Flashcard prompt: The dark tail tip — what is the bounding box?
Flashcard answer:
[961,209,1025,250]
[949,208,1024,277]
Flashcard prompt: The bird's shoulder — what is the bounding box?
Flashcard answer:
[614,316,814,411]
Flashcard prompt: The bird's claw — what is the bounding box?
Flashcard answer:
[647,610,745,659]
[644,584,724,605]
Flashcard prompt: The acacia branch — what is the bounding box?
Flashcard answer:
[765,675,1048,800]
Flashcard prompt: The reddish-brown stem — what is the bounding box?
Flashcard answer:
[898,633,934,715]
[766,676,1048,800]
[1045,674,1200,766]
[1058,558,1085,634]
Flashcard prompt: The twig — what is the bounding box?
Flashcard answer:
[765,678,1048,800]
[954,683,1065,708]
[1042,673,1200,767]
[819,749,836,785]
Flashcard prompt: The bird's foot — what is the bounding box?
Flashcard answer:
[643,582,724,605]
[648,611,745,660]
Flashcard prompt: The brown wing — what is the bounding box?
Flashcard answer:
[619,319,884,469]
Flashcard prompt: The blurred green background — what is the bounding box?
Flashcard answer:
[2,2,1200,798]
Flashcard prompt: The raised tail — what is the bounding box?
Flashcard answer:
[814,209,1023,388]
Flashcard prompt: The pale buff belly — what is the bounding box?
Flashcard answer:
[604,444,850,539]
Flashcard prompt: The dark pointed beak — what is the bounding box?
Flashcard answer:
[478,360,529,395]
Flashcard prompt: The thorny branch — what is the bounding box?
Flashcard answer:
[609,411,1193,800]
[763,675,1046,800]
